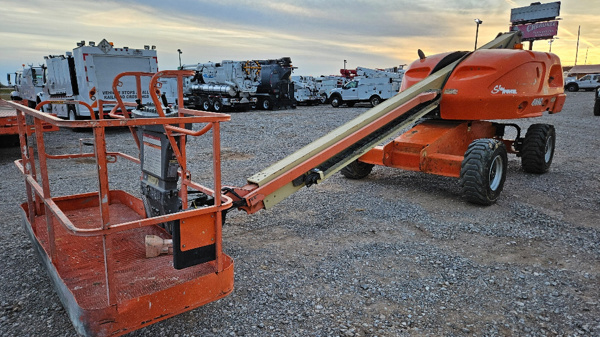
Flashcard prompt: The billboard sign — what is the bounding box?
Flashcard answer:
[511,20,559,41]
[510,1,561,24]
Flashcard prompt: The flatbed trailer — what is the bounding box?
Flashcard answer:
[0,100,58,136]
[0,102,19,135]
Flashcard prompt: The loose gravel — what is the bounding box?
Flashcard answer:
[0,92,599,336]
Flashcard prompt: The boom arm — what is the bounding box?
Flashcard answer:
[224,31,523,214]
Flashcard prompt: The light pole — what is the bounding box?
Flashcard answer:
[177,49,182,69]
[548,38,558,52]
[474,19,483,50]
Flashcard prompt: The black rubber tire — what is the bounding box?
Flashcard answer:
[261,98,272,110]
[521,124,555,174]
[346,102,355,107]
[330,95,342,108]
[201,99,211,111]
[460,138,508,205]
[566,83,578,92]
[68,106,87,133]
[370,96,381,107]
[68,107,77,121]
[319,94,328,104]
[340,160,374,180]
[213,100,223,112]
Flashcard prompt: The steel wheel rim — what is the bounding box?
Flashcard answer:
[489,155,503,191]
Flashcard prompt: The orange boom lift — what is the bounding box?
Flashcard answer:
[8,31,564,336]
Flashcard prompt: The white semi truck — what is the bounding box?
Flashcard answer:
[44,39,158,119]
[329,66,404,108]
[6,65,46,108]
[183,60,261,111]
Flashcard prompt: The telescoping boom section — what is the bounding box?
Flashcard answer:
[223,31,528,213]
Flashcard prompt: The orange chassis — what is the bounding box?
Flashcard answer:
[353,47,566,199]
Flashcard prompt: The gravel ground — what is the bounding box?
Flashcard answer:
[0,92,599,337]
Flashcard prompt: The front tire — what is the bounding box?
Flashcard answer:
[330,95,342,108]
[521,124,555,173]
[341,160,374,179]
[566,83,578,92]
[594,89,600,116]
[460,139,508,205]
[261,98,272,110]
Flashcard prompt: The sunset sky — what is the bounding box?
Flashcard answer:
[1,0,598,83]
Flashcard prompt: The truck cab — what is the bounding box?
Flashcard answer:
[564,73,600,92]
[338,80,359,102]
[7,71,23,100]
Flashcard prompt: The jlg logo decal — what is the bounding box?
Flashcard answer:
[491,85,517,94]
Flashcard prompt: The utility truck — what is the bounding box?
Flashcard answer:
[329,66,404,108]
[6,65,46,108]
[315,75,347,103]
[564,73,600,92]
[44,39,158,120]
[292,76,320,105]
[182,60,261,111]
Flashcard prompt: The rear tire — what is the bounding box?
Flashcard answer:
[68,106,86,133]
[68,107,77,121]
[460,139,507,205]
[213,100,223,112]
[319,94,328,104]
[370,96,381,107]
[201,98,211,111]
[521,124,555,173]
[341,160,374,179]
